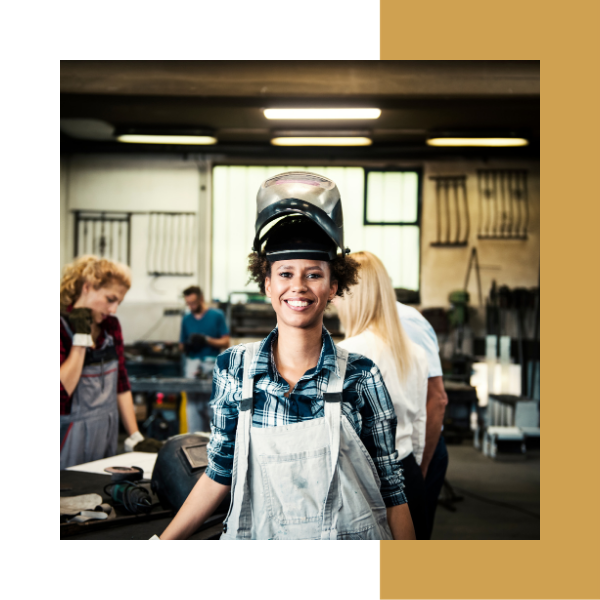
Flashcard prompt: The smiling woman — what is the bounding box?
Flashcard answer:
[158,172,417,541]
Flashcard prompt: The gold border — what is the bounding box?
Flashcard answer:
[380,1,600,598]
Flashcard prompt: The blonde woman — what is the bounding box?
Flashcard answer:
[336,251,430,539]
[60,255,143,469]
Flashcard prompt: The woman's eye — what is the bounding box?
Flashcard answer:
[280,272,292,278]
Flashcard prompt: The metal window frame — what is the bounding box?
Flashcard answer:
[362,167,423,295]
[363,167,423,226]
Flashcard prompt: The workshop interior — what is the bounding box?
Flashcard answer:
[60,61,540,540]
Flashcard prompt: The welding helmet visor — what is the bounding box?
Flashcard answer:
[253,171,347,256]
[262,215,337,262]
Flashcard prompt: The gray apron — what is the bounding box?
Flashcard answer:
[221,342,393,540]
[60,316,120,470]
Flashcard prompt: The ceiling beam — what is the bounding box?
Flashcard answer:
[60,60,539,98]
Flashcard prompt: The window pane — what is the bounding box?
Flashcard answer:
[366,171,419,223]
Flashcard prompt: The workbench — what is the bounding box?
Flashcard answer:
[129,377,212,394]
[60,458,226,540]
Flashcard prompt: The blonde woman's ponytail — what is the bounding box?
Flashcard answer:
[336,251,414,381]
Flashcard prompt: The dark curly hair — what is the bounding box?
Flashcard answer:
[247,252,360,298]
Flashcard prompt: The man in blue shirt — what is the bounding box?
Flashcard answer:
[397,301,449,539]
[179,286,230,432]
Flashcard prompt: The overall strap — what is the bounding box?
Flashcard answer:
[60,315,74,339]
[234,341,260,537]
[321,345,348,539]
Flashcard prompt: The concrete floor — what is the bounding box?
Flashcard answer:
[431,442,540,540]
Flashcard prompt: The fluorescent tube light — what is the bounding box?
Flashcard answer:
[117,134,217,145]
[427,137,529,147]
[264,108,381,120]
[271,137,372,146]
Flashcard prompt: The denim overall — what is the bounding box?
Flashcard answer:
[60,316,119,470]
[221,342,393,540]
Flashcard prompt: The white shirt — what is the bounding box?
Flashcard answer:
[338,329,429,463]
[396,302,443,378]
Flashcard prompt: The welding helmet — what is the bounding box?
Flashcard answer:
[253,171,349,258]
[151,433,230,513]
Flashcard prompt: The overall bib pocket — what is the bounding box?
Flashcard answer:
[259,446,331,524]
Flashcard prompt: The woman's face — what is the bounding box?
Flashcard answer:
[78,281,128,324]
[265,259,338,330]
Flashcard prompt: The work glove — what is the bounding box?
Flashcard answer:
[69,308,94,347]
[185,333,207,353]
[134,437,165,453]
[69,308,93,334]
[124,431,144,452]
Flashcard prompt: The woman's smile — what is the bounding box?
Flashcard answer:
[265,259,337,329]
[283,297,315,311]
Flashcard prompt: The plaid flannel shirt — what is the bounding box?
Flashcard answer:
[206,326,406,507]
[60,310,131,415]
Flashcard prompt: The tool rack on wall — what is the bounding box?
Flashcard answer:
[74,211,132,265]
[146,212,196,277]
[429,175,470,247]
[477,170,529,240]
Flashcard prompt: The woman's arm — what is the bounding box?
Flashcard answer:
[387,503,416,540]
[117,391,139,436]
[420,376,448,478]
[411,367,429,466]
[159,473,231,539]
[60,346,87,396]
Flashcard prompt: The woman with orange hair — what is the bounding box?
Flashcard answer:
[60,255,143,469]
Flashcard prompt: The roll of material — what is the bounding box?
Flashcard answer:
[60,493,104,516]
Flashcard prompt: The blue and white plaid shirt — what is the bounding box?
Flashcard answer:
[206,327,406,507]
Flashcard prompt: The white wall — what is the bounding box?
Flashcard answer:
[420,159,540,308]
[61,155,211,343]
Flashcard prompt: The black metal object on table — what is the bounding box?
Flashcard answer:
[60,469,226,540]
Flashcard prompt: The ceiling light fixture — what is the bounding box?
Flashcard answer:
[117,134,217,145]
[271,137,372,146]
[264,108,381,120]
[426,137,529,147]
